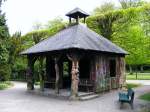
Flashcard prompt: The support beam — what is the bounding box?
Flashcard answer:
[39,56,45,91]
[67,53,81,100]
[69,17,71,24]
[71,60,79,99]
[26,55,37,90]
[83,17,86,24]
[54,57,60,94]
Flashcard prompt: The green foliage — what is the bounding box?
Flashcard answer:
[45,17,65,29]
[9,19,66,81]
[0,81,13,90]
[0,64,11,81]
[119,0,147,9]
[126,83,141,89]
[87,4,150,66]
[0,15,9,39]
[0,0,10,81]
[92,2,115,15]
[140,92,150,101]
[0,42,9,63]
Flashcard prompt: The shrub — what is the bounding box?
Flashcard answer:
[0,81,13,90]
[0,64,11,81]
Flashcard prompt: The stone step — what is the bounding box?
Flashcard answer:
[78,92,95,97]
[79,94,99,101]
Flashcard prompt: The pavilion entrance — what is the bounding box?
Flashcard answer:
[44,54,93,92]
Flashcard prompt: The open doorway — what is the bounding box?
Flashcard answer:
[109,59,116,77]
[79,57,91,79]
[62,61,71,89]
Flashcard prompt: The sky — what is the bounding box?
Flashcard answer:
[2,0,120,35]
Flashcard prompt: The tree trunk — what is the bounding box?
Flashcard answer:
[55,58,60,94]
[129,65,132,73]
[70,59,79,99]
[140,65,143,72]
[39,57,44,91]
[136,66,138,79]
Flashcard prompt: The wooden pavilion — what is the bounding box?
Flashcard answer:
[21,8,127,99]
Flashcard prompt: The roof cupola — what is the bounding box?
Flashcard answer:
[66,7,89,24]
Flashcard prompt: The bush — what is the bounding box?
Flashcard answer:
[126,83,141,89]
[0,81,13,90]
[0,64,11,81]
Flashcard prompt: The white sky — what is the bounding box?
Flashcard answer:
[2,0,121,35]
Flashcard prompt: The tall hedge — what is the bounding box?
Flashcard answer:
[87,4,150,66]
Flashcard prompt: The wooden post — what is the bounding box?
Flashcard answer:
[39,56,44,91]
[69,17,71,24]
[54,57,60,94]
[59,62,63,88]
[67,53,81,100]
[71,60,79,98]
[26,55,36,90]
[84,17,86,24]
[76,16,79,24]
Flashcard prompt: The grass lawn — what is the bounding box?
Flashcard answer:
[126,73,150,80]
[139,92,150,101]
[0,81,13,90]
[126,83,141,89]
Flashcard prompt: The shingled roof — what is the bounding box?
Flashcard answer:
[21,23,127,55]
[66,7,89,18]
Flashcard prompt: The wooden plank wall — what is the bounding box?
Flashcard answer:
[92,55,125,93]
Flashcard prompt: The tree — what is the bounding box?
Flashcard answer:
[119,0,146,9]
[8,32,25,78]
[45,17,64,29]
[88,4,150,72]
[92,2,115,15]
[0,0,10,81]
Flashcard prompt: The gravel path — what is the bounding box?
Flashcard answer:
[0,81,149,112]
[126,80,150,85]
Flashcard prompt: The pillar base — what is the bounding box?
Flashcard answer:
[27,82,34,90]
[69,95,79,100]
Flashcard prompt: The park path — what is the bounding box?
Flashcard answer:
[126,80,150,85]
[0,81,149,112]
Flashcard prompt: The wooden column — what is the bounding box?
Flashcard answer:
[54,57,60,94]
[39,56,45,91]
[116,57,125,88]
[67,54,80,100]
[26,55,36,90]
[83,17,86,24]
[69,17,71,24]
[59,62,63,89]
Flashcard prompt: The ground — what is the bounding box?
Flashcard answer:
[0,81,149,112]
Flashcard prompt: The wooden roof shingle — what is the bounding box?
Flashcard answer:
[21,24,127,55]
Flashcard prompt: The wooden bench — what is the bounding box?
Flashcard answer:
[79,79,94,92]
[119,88,134,109]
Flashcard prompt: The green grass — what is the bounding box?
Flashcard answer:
[34,82,40,85]
[139,92,150,101]
[126,83,141,89]
[0,81,13,90]
[126,73,150,80]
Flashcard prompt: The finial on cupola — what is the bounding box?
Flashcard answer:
[66,7,89,24]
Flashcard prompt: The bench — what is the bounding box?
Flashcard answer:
[79,79,94,92]
[119,88,134,109]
